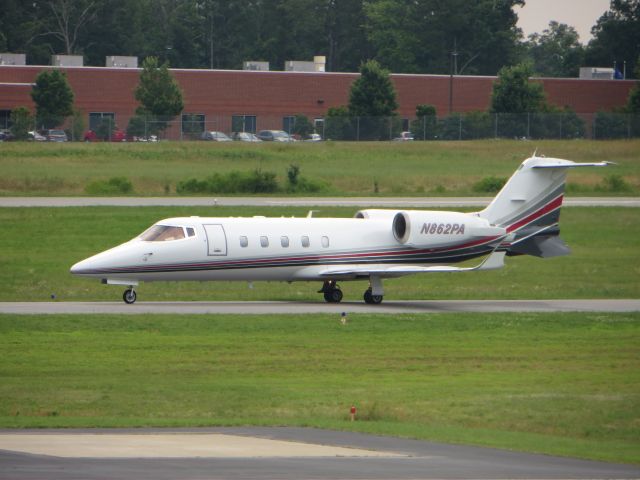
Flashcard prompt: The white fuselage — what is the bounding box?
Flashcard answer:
[70,210,500,285]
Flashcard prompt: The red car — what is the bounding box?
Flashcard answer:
[84,129,127,142]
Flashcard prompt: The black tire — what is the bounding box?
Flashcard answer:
[324,289,343,303]
[364,289,383,305]
[123,289,137,304]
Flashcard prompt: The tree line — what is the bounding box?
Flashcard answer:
[0,0,638,78]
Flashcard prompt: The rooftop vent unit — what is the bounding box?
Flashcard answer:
[52,55,83,67]
[106,56,138,68]
[285,56,326,72]
[579,67,615,80]
[0,53,26,65]
[243,61,269,71]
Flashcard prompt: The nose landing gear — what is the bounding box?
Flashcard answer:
[123,288,137,304]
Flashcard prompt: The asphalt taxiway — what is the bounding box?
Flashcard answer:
[1,427,638,480]
[1,299,639,315]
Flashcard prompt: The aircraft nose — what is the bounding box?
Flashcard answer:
[70,257,99,276]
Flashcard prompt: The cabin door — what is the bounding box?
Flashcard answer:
[203,224,228,256]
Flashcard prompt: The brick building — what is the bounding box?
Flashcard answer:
[0,65,635,137]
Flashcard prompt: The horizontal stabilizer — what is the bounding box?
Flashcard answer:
[531,161,614,169]
[510,235,571,258]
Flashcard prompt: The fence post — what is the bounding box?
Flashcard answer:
[494,113,498,138]
[592,115,596,140]
[559,114,563,139]
[389,117,392,140]
[527,113,530,139]
[458,115,462,140]
[423,116,426,140]
[356,117,360,141]
[628,115,631,139]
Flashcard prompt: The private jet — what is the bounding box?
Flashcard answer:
[70,156,611,304]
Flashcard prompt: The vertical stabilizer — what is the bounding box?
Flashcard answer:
[479,156,611,257]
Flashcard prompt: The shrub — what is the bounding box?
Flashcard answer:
[177,170,278,194]
[598,174,632,193]
[473,176,507,193]
[85,177,134,195]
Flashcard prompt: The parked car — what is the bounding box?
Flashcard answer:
[232,132,262,142]
[28,131,47,141]
[201,131,232,142]
[0,129,14,141]
[256,130,294,142]
[84,128,128,142]
[393,131,414,141]
[304,133,322,142]
[43,129,68,142]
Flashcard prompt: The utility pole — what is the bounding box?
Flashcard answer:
[448,39,458,114]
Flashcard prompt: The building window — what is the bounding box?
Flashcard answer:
[0,110,11,130]
[260,236,269,247]
[182,113,205,139]
[283,116,296,134]
[232,115,256,133]
[301,236,310,248]
[321,236,329,248]
[239,236,248,247]
[281,236,289,248]
[89,112,115,132]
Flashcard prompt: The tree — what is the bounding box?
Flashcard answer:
[364,0,524,75]
[46,0,97,54]
[526,21,585,77]
[134,56,184,134]
[626,57,640,113]
[347,59,399,140]
[491,63,546,113]
[291,114,314,138]
[9,107,33,140]
[31,69,74,129]
[586,0,640,79]
[348,60,398,116]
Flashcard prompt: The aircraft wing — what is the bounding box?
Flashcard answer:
[319,251,505,278]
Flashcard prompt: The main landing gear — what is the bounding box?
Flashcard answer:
[123,287,137,304]
[318,277,385,304]
[319,280,343,303]
[363,288,383,304]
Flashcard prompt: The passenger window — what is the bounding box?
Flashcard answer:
[260,236,269,247]
[281,236,289,247]
[321,236,329,248]
[240,236,248,247]
[301,236,310,248]
[186,227,195,237]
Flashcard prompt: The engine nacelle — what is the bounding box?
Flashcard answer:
[392,210,505,247]
[354,209,402,220]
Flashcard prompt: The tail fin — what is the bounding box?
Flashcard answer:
[479,156,611,258]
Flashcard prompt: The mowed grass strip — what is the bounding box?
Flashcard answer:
[0,139,638,196]
[0,206,638,302]
[0,312,638,464]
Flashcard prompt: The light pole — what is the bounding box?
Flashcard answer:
[448,42,458,114]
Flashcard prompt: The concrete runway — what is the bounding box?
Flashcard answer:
[1,427,638,480]
[1,196,639,208]
[2,299,639,315]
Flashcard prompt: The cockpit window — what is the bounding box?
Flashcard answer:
[139,225,186,242]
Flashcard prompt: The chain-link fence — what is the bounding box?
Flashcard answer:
[3,112,639,142]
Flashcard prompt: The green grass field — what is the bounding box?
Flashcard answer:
[0,206,638,302]
[0,312,638,464]
[0,139,638,196]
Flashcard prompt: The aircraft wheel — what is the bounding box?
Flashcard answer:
[123,288,137,304]
[363,288,383,305]
[324,288,343,303]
